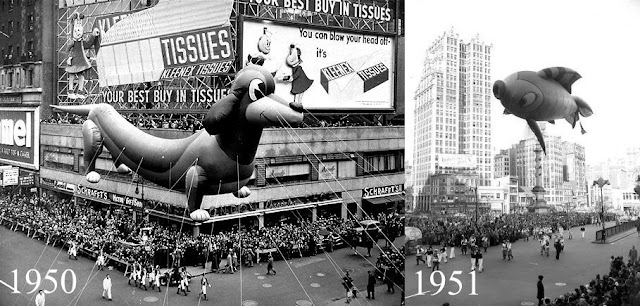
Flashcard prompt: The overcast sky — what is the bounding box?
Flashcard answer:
[405,0,640,165]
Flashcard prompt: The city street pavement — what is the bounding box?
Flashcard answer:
[0,226,403,306]
[406,222,638,306]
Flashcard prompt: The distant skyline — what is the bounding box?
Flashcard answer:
[405,0,640,165]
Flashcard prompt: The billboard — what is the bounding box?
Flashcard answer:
[0,107,39,170]
[95,0,235,87]
[242,19,395,111]
[437,154,477,169]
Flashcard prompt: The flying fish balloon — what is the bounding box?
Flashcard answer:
[493,67,593,154]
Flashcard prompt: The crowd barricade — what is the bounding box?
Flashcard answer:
[256,248,276,262]
[0,214,134,274]
[595,219,640,242]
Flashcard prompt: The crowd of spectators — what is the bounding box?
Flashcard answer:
[0,191,403,277]
[42,114,204,133]
[539,255,640,306]
[408,212,609,248]
[304,118,396,128]
[42,113,398,131]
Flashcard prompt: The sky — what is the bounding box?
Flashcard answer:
[405,0,640,165]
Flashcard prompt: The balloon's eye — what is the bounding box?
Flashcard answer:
[249,79,265,101]
[519,92,536,107]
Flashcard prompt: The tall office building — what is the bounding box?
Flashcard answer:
[494,149,511,179]
[411,29,492,211]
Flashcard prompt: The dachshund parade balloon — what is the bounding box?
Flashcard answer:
[493,67,593,154]
[52,65,304,221]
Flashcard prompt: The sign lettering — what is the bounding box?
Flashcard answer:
[75,185,109,201]
[363,184,403,198]
[245,0,394,22]
[160,27,233,67]
[0,108,38,169]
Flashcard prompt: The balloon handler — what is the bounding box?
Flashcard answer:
[65,12,100,100]
[51,65,305,221]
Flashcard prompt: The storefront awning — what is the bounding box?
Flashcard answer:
[264,203,315,214]
[315,199,342,207]
[147,209,198,226]
[364,196,402,205]
[202,210,262,223]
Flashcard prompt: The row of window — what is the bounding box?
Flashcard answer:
[0,15,35,36]
[1,40,35,61]
[0,66,36,89]
[1,0,34,11]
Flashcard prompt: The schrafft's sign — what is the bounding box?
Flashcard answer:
[242,20,394,111]
[0,107,39,170]
[362,184,403,198]
[76,185,144,208]
[75,185,109,201]
[96,0,235,87]
[244,0,394,22]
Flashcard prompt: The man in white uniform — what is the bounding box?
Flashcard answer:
[35,290,45,306]
[199,275,211,300]
[153,266,162,292]
[102,274,112,301]
[96,251,106,271]
[68,241,77,260]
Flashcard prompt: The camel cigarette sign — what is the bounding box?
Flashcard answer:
[0,107,39,170]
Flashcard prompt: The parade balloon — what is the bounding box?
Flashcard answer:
[493,67,593,154]
[51,65,305,221]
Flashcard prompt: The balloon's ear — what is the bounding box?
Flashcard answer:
[203,94,238,135]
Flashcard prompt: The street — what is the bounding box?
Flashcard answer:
[0,226,403,306]
[405,222,634,306]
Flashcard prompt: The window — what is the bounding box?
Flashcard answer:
[7,70,13,88]
[28,15,33,30]
[26,68,33,87]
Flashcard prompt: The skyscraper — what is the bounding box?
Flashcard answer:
[411,29,492,210]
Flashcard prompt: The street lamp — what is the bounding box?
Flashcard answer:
[470,184,478,226]
[593,177,610,242]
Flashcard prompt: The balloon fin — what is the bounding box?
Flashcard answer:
[548,120,555,124]
[565,112,577,128]
[527,119,546,155]
[537,67,581,94]
[573,95,593,117]
[580,122,587,134]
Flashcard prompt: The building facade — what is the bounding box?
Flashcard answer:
[504,124,587,209]
[411,28,492,212]
[494,148,511,179]
[31,0,404,236]
[0,0,55,192]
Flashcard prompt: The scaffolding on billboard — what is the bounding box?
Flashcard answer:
[55,0,398,124]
